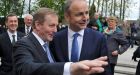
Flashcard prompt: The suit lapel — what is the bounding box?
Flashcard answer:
[28,33,50,62]
[4,32,13,46]
[60,29,69,61]
[79,28,90,60]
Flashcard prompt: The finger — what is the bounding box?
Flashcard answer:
[88,60,108,67]
[77,63,90,70]
[93,60,108,67]
[70,63,90,75]
[88,67,105,74]
[95,56,108,61]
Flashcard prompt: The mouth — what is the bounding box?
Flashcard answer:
[49,33,54,38]
[79,23,87,26]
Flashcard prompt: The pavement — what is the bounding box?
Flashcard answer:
[115,45,139,75]
[117,45,138,66]
[0,45,139,75]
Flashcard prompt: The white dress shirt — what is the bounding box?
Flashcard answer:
[68,27,84,61]
[7,30,17,43]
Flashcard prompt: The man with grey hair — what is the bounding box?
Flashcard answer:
[50,0,111,75]
[18,14,33,35]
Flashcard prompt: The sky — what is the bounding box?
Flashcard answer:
[25,0,140,20]
[125,0,140,20]
[87,0,140,20]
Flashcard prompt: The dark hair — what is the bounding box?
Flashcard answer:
[5,13,17,22]
[32,7,57,29]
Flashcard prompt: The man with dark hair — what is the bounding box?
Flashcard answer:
[0,13,25,75]
[50,0,111,75]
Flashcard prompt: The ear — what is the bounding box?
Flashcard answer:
[35,21,41,30]
[5,21,8,27]
[64,13,69,22]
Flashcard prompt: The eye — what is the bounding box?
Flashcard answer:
[49,24,57,28]
[85,11,89,15]
[75,12,83,16]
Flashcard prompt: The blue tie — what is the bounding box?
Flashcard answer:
[43,43,54,63]
[71,33,79,62]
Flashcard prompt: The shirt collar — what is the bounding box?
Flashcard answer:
[32,32,47,46]
[7,30,17,37]
[25,25,31,29]
[68,27,84,38]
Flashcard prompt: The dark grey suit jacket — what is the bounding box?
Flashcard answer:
[104,29,129,64]
[0,31,25,75]
[13,33,65,75]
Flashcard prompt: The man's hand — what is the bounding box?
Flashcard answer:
[70,56,108,75]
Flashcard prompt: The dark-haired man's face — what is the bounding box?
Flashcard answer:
[6,16,18,32]
[65,0,89,32]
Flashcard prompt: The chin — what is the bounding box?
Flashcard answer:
[81,26,86,29]
[48,38,53,41]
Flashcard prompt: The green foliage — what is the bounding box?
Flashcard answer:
[89,3,96,19]
[35,0,65,22]
[0,0,24,17]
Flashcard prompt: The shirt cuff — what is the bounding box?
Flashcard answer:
[63,62,73,75]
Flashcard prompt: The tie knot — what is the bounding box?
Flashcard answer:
[12,35,15,38]
[43,43,49,48]
[27,26,30,29]
[73,33,79,38]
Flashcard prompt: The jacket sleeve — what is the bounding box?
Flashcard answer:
[115,32,130,54]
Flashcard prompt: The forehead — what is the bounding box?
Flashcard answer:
[44,14,58,24]
[108,19,116,22]
[7,16,18,21]
[25,15,33,19]
[69,1,88,13]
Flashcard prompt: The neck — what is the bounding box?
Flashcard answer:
[8,29,16,34]
[33,30,49,43]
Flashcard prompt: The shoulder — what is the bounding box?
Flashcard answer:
[114,27,124,35]
[85,28,104,37]
[0,32,8,38]
[55,28,68,37]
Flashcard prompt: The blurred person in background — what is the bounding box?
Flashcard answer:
[18,14,33,35]
[103,16,130,75]
[0,13,25,75]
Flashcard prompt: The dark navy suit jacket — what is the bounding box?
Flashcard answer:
[0,31,25,75]
[50,28,111,75]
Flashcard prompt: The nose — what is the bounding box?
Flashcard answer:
[82,13,89,22]
[53,26,57,32]
[12,21,16,25]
